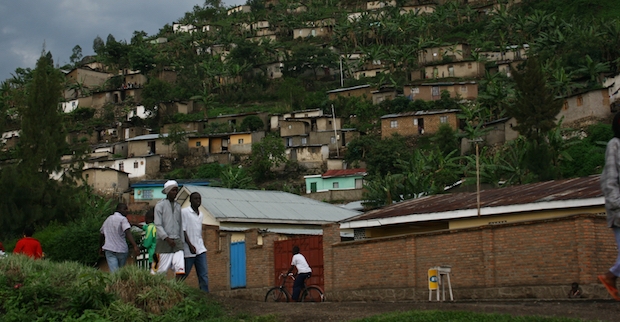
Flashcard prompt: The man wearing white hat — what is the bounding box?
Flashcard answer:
[151,180,185,279]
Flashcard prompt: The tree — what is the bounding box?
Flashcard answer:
[161,124,188,155]
[240,115,264,132]
[92,36,104,55]
[277,78,306,109]
[507,57,563,141]
[69,45,83,67]
[249,133,287,181]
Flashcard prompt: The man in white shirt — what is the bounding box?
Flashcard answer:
[99,203,139,273]
[182,192,209,292]
[287,246,312,301]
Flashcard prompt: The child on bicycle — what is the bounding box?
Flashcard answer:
[287,246,312,302]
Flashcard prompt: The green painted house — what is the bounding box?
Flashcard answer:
[304,169,366,193]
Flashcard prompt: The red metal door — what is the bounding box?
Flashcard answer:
[273,235,323,290]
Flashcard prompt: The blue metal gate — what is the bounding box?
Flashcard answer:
[230,241,246,288]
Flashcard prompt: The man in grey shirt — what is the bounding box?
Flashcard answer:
[151,180,185,279]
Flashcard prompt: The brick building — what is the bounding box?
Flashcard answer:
[380,109,459,138]
[190,176,615,301]
[404,82,478,101]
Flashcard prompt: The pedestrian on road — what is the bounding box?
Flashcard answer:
[599,111,620,301]
[151,180,185,279]
[100,203,140,272]
[181,192,209,292]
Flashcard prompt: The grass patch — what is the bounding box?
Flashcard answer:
[351,310,588,322]
[0,254,276,321]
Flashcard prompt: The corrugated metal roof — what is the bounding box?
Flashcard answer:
[322,168,367,178]
[326,84,371,93]
[343,175,603,223]
[180,186,360,223]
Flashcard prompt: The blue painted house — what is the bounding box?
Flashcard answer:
[304,168,367,193]
[132,179,218,205]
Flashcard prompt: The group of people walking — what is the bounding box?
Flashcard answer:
[99,180,209,292]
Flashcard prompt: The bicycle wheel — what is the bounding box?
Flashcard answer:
[265,287,290,302]
[301,286,324,302]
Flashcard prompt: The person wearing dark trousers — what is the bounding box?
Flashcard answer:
[287,246,312,301]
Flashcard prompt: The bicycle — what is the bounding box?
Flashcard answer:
[265,272,325,302]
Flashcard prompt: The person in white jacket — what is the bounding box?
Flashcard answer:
[286,246,312,301]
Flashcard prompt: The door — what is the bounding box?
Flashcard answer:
[230,241,246,288]
[355,178,363,189]
[273,236,323,289]
[311,182,317,193]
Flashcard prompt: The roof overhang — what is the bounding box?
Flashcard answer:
[340,197,605,229]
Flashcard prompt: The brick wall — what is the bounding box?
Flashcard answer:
[200,214,616,300]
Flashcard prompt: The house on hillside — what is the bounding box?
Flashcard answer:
[1,130,20,149]
[270,108,324,131]
[371,87,398,104]
[188,131,266,155]
[380,109,459,138]
[418,44,471,65]
[326,84,374,101]
[417,60,486,80]
[399,4,435,15]
[304,168,367,193]
[286,144,330,169]
[367,0,396,9]
[404,81,478,101]
[86,154,160,181]
[340,175,604,239]
[293,19,335,39]
[557,88,612,126]
[206,111,270,132]
[64,67,113,99]
[81,167,129,197]
[127,133,180,157]
[227,5,251,15]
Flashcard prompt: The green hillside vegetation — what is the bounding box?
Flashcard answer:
[0,0,619,237]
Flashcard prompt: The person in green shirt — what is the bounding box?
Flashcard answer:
[142,208,156,268]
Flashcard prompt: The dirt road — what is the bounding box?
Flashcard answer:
[214,296,620,321]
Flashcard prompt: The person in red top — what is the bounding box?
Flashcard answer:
[13,227,43,259]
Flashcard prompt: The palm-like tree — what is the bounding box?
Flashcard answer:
[575,55,609,86]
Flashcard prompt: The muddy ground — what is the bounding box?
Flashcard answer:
[214,296,620,322]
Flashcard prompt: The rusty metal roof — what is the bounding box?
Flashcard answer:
[341,175,604,224]
[322,168,367,178]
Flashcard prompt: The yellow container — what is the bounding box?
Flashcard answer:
[428,268,438,290]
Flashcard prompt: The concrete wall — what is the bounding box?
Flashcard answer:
[303,189,364,202]
[328,87,374,101]
[202,214,615,301]
[418,44,471,65]
[281,120,309,136]
[82,168,129,196]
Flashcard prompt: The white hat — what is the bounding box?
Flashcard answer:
[162,180,178,194]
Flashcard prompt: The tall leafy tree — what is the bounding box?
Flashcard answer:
[507,57,563,141]
[249,133,287,181]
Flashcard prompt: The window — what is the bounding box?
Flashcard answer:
[440,116,448,123]
[448,66,454,77]
[286,138,293,146]
[143,189,153,199]
[330,136,336,143]
[563,100,569,110]
[301,137,307,144]
[577,96,583,106]
[432,86,440,96]
[413,118,418,125]
[333,182,339,188]
[196,141,201,147]
[468,63,472,69]
[288,125,292,129]
[119,162,124,171]
[238,139,244,144]
[390,120,398,128]
[134,162,139,168]
[461,86,467,92]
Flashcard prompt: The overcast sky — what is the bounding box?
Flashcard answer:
[0,0,245,83]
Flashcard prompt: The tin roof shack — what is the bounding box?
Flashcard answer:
[92,142,129,158]
[293,18,335,39]
[340,175,604,238]
[81,167,129,197]
[381,109,459,138]
[557,88,612,127]
[176,185,359,232]
[326,84,375,101]
[308,128,361,155]
[461,117,520,154]
[404,82,478,101]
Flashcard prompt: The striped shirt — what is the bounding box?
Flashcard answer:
[100,212,131,253]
